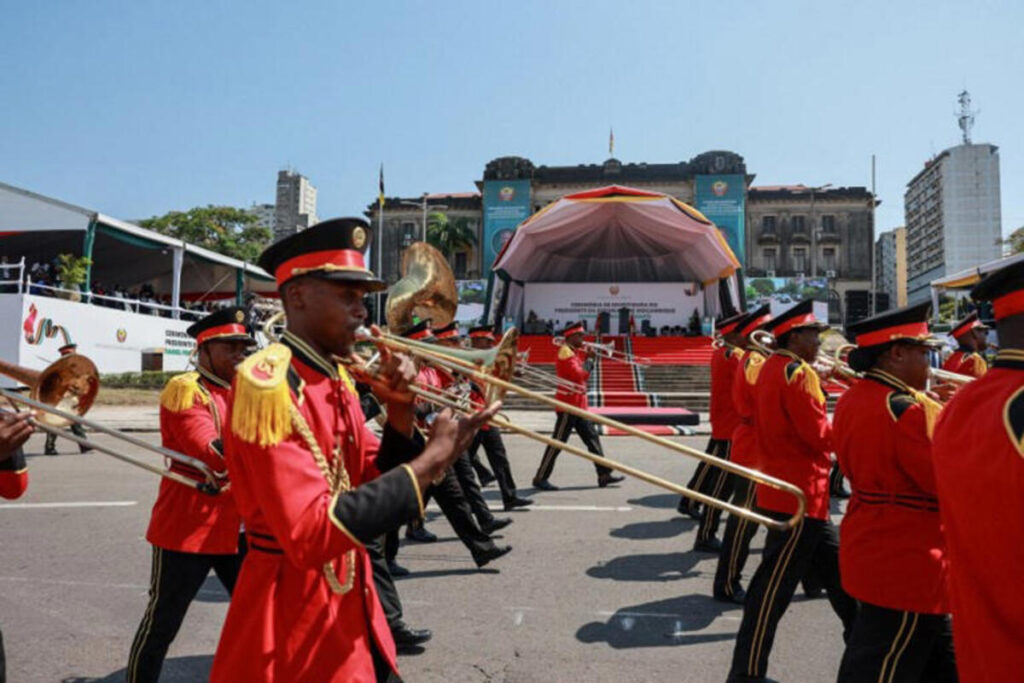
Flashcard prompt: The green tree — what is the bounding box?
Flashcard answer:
[426,212,477,257]
[749,278,776,296]
[140,206,271,262]
[999,226,1024,254]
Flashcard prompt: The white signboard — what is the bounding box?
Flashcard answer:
[522,282,702,331]
[1,293,195,382]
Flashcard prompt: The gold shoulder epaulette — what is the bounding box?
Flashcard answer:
[160,372,208,412]
[744,353,766,384]
[231,343,294,447]
[558,345,575,361]
[786,361,825,405]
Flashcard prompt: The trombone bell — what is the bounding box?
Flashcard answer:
[0,354,99,427]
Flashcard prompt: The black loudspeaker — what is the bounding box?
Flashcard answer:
[641,319,652,336]
[618,307,630,334]
[845,290,870,325]
[597,311,610,334]
[873,292,890,313]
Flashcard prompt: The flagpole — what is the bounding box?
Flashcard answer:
[377,164,385,325]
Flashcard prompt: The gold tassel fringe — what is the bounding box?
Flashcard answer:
[160,372,207,412]
[231,344,294,447]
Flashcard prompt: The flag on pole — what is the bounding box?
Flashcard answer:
[378,164,385,207]
[609,127,614,156]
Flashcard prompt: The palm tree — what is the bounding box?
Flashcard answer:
[426,212,477,268]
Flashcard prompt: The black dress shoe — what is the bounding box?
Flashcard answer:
[44,449,58,456]
[473,544,512,568]
[694,537,723,553]
[598,474,625,488]
[388,561,410,577]
[480,517,513,534]
[391,623,432,649]
[504,496,534,511]
[532,479,559,491]
[405,526,438,543]
[713,587,746,604]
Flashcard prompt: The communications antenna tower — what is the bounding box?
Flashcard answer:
[957,90,976,145]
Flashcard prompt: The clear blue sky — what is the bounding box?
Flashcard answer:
[2,1,1021,240]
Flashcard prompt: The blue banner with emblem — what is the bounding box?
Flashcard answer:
[482,179,531,278]
[695,174,746,267]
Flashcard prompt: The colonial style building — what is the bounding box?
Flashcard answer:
[365,154,877,325]
[745,185,877,323]
[875,227,908,308]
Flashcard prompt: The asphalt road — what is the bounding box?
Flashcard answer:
[1,431,847,682]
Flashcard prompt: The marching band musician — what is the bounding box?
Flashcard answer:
[467,324,533,511]
[532,321,624,490]
[712,305,771,603]
[691,311,748,552]
[0,411,33,683]
[126,306,252,683]
[210,219,499,682]
[933,259,1024,682]
[834,302,956,682]
[405,320,512,564]
[941,311,989,379]
[727,300,857,683]
[432,322,513,534]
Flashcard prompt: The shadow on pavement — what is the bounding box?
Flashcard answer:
[586,551,701,582]
[610,517,694,540]
[626,493,681,509]
[62,654,213,682]
[399,567,500,580]
[575,594,739,649]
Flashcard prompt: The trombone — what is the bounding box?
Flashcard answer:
[0,356,224,495]
[552,336,651,367]
[323,242,806,531]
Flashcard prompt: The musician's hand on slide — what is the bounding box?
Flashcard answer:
[0,412,34,462]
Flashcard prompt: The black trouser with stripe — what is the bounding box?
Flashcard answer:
[728,514,857,682]
[367,535,404,629]
[695,441,733,545]
[126,542,246,683]
[470,429,520,506]
[713,476,759,597]
[837,602,957,683]
[534,412,611,483]
[679,438,728,514]
[452,452,496,528]
[419,469,496,560]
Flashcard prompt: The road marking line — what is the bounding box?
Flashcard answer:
[0,501,138,509]
[425,504,632,512]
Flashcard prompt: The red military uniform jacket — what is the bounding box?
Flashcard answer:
[942,348,988,378]
[730,349,766,469]
[933,351,1024,682]
[0,448,28,500]
[754,350,833,520]
[554,344,591,410]
[710,345,744,440]
[146,370,241,554]
[834,370,948,614]
[212,334,425,683]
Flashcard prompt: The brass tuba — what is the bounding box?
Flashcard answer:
[385,243,458,333]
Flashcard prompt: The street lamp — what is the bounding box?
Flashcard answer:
[807,183,832,277]
[401,194,449,243]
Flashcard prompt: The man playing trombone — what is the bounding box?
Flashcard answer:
[127,306,253,683]
[532,321,623,490]
[727,299,857,682]
[942,312,989,379]
[210,219,499,682]
[834,302,956,681]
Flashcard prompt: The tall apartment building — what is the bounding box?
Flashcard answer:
[247,202,276,233]
[904,143,1001,302]
[875,227,907,308]
[274,170,318,242]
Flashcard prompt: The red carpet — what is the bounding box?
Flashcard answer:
[598,425,692,436]
[517,335,713,367]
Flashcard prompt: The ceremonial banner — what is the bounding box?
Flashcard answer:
[482,179,531,277]
[522,282,702,331]
[695,174,746,266]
